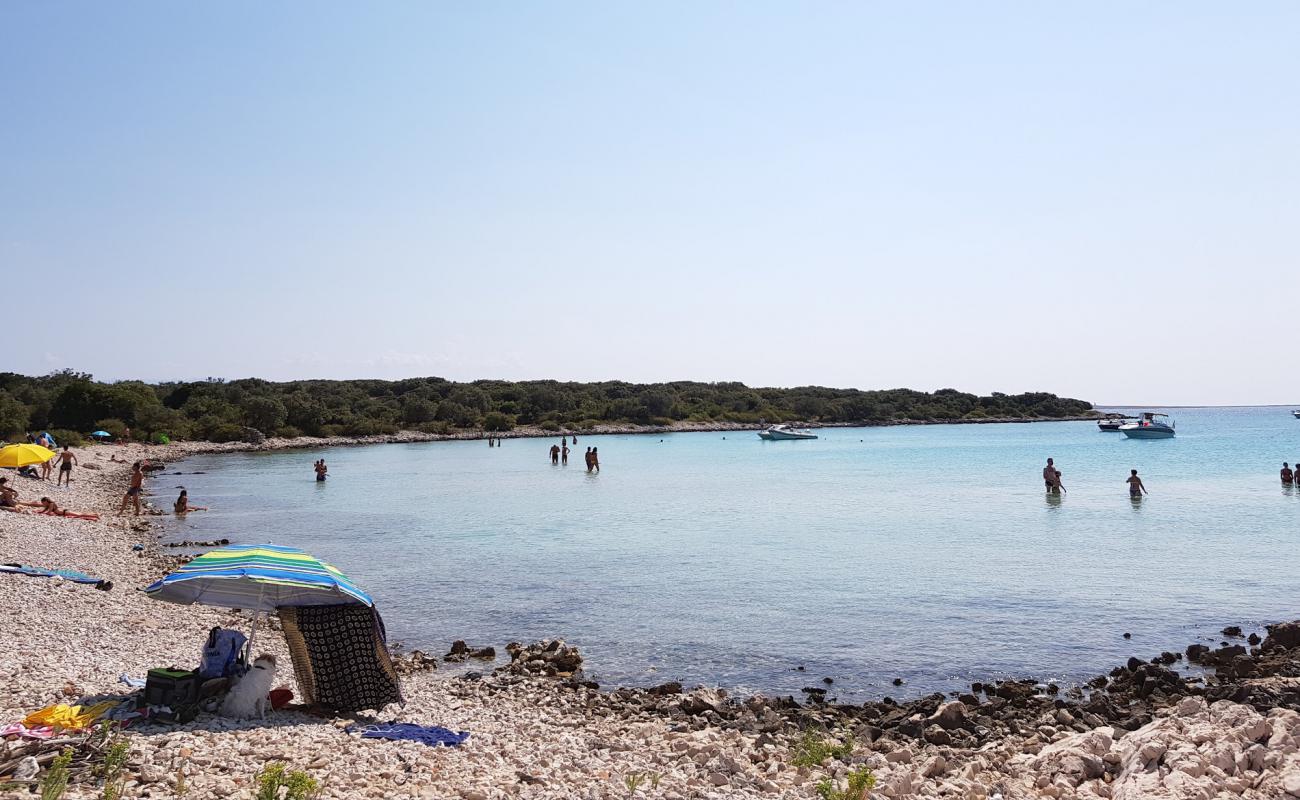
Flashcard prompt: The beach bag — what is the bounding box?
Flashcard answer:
[199,627,248,679]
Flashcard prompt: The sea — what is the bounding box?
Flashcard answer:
[157,406,1300,702]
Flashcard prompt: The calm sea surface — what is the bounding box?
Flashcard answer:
[159,407,1300,701]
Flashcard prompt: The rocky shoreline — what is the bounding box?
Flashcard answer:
[4,442,1299,799]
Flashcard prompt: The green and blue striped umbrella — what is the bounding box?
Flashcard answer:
[144,543,373,612]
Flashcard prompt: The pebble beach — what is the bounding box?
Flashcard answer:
[4,441,1300,799]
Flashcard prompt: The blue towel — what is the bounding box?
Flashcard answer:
[353,723,469,747]
[0,564,103,584]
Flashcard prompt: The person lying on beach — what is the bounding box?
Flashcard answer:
[27,497,100,520]
[174,490,207,513]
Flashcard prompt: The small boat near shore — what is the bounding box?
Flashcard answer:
[1293,410,1300,419]
[757,424,818,441]
[1120,412,1175,439]
[1097,414,1137,432]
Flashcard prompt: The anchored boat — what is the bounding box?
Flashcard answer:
[1119,412,1175,439]
[1098,414,1137,432]
[757,424,818,441]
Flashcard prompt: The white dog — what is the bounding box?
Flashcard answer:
[219,654,277,719]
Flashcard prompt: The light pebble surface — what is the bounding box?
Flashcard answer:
[3,441,1298,799]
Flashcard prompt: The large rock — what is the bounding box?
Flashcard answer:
[1265,621,1300,651]
[929,700,968,730]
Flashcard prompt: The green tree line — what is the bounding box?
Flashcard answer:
[0,370,1093,444]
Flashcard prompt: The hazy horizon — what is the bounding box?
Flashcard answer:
[5,3,1297,405]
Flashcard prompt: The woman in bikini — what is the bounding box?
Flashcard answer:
[174,489,208,514]
[29,497,100,520]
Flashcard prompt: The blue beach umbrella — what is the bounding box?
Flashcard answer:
[91,431,112,439]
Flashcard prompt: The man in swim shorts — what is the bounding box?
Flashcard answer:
[56,445,77,486]
[1126,469,1147,498]
[119,461,144,515]
[1282,463,1294,485]
[550,443,561,465]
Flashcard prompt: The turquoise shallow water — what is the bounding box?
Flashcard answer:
[161,407,1300,701]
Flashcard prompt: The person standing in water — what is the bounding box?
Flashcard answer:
[119,461,144,515]
[561,442,570,465]
[1042,458,1059,493]
[549,443,561,464]
[1126,469,1148,498]
[55,445,77,487]
[590,447,600,473]
[314,459,328,482]
[584,447,593,472]
[1282,463,1294,485]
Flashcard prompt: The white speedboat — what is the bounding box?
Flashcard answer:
[1292,410,1300,419]
[1097,415,1136,432]
[1120,412,1175,439]
[757,424,818,441]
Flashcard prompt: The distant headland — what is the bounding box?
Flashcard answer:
[0,370,1095,445]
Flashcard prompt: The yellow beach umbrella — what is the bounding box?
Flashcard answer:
[0,443,56,468]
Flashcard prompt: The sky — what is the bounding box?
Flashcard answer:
[3,3,1297,405]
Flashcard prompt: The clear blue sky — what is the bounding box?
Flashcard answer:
[3,3,1296,405]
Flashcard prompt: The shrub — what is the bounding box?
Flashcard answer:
[482,412,513,432]
[255,762,319,800]
[414,421,452,435]
[539,420,561,431]
[275,426,303,439]
[46,429,86,448]
[208,424,246,443]
[319,425,346,438]
[791,730,855,767]
[39,747,72,800]
[93,418,129,439]
[816,767,875,800]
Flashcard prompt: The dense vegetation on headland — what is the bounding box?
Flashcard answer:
[0,370,1093,444]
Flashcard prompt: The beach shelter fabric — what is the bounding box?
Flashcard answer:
[91,430,112,438]
[281,605,404,712]
[144,544,373,612]
[0,443,56,468]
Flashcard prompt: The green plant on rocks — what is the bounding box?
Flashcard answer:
[623,772,646,793]
[255,762,320,800]
[97,735,130,800]
[815,767,876,800]
[791,729,855,767]
[39,747,73,800]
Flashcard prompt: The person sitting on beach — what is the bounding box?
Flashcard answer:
[1042,458,1059,493]
[119,461,144,515]
[28,497,100,521]
[0,478,20,512]
[17,465,40,479]
[550,444,561,465]
[174,489,207,514]
[1282,463,1294,485]
[1126,469,1148,497]
[56,445,77,487]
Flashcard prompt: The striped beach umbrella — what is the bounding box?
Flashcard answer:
[144,544,373,612]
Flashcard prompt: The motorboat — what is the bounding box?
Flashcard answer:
[1293,410,1300,419]
[757,424,818,441]
[1119,412,1175,439]
[1097,414,1137,432]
